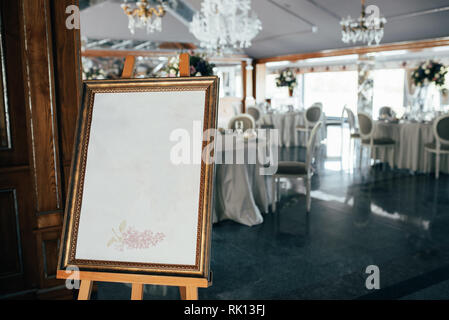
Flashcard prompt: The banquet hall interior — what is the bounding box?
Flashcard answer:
[1,0,449,300]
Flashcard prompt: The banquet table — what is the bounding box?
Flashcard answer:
[261,111,327,147]
[213,134,275,227]
[372,121,449,174]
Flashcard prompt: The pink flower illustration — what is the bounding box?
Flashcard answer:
[108,221,165,252]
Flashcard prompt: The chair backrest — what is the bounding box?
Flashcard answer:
[434,113,449,146]
[305,105,322,124]
[379,106,393,118]
[357,112,374,140]
[341,105,347,125]
[228,114,255,131]
[347,108,357,132]
[306,122,323,171]
[247,106,261,122]
[342,106,357,132]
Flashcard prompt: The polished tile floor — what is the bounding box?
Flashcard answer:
[95,126,449,300]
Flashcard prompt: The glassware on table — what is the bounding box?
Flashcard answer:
[235,120,244,135]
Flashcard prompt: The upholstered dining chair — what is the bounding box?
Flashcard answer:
[296,104,322,143]
[247,106,261,124]
[340,106,360,166]
[425,113,449,179]
[341,106,360,139]
[272,122,322,213]
[228,114,256,131]
[357,112,396,168]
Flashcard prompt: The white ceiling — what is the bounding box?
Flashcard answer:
[81,1,198,43]
[81,0,449,59]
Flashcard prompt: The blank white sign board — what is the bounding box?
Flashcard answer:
[76,91,204,265]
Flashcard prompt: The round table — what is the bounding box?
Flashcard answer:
[261,111,327,147]
[372,121,449,174]
[213,134,275,227]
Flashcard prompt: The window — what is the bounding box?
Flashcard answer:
[215,65,242,98]
[265,73,300,110]
[373,68,405,117]
[304,71,358,118]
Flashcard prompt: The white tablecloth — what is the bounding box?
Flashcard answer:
[261,111,327,147]
[372,121,449,173]
[213,135,275,227]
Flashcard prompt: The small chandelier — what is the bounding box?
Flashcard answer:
[340,0,387,46]
[189,0,262,54]
[121,0,167,34]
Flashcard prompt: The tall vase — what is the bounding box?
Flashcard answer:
[414,84,429,121]
[357,55,374,116]
[288,87,293,97]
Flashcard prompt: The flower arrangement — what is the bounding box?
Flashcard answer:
[164,57,178,77]
[275,68,297,90]
[190,54,216,76]
[164,53,216,77]
[412,60,447,87]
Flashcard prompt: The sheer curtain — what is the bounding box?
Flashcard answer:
[404,69,416,108]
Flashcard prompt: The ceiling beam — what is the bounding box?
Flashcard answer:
[304,0,341,20]
[387,5,449,21]
[82,49,250,63]
[82,49,180,58]
[254,37,449,64]
[266,0,316,28]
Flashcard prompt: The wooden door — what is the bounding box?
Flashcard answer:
[0,0,81,298]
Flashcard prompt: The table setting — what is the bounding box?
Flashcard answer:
[212,129,277,227]
[371,114,449,174]
[260,106,327,147]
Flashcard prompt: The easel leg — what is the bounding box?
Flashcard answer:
[131,283,144,300]
[179,287,187,300]
[180,286,198,300]
[121,55,136,78]
[78,280,93,300]
[179,53,190,77]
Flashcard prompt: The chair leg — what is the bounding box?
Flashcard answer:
[271,176,277,212]
[391,146,395,170]
[276,178,281,202]
[340,127,344,157]
[358,144,363,169]
[368,147,372,168]
[305,177,311,213]
[436,153,440,179]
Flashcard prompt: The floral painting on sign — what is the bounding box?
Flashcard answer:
[107,220,166,252]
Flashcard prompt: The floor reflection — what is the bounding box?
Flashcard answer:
[95,124,449,300]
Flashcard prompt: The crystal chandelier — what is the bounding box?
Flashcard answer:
[189,0,262,54]
[121,0,169,34]
[340,0,387,46]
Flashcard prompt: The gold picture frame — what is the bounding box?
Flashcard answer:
[58,77,219,280]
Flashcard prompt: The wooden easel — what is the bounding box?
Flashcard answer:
[57,53,211,300]
[56,270,211,300]
[121,53,191,78]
